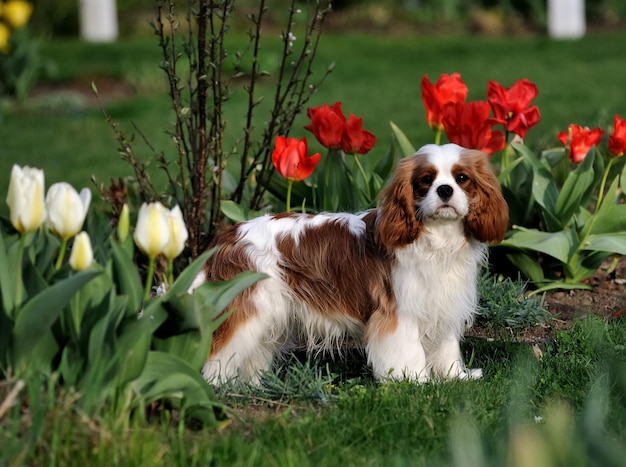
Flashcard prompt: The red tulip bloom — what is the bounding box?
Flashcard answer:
[341,114,377,155]
[304,102,346,149]
[421,73,468,132]
[608,115,626,157]
[442,101,506,155]
[487,79,541,138]
[557,124,604,164]
[271,136,321,181]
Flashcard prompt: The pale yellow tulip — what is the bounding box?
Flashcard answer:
[69,232,94,271]
[45,182,91,240]
[133,202,170,258]
[161,205,188,260]
[6,164,46,233]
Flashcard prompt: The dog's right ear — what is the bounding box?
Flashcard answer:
[375,156,423,250]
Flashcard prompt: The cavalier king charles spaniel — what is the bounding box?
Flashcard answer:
[190,143,509,384]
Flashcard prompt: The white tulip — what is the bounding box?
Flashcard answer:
[133,202,170,258]
[161,205,189,261]
[6,164,46,233]
[45,182,91,240]
[69,232,94,271]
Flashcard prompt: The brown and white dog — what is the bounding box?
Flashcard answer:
[190,143,508,384]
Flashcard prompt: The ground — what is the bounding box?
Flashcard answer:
[468,257,626,343]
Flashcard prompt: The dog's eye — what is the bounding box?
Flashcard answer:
[421,175,433,185]
[456,173,469,184]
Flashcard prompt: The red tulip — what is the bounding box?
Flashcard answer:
[271,136,321,181]
[557,124,604,164]
[421,73,468,132]
[442,101,506,155]
[304,102,346,149]
[608,115,626,157]
[341,114,377,155]
[487,79,541,138]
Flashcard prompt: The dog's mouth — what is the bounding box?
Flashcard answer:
[431,204,461,219]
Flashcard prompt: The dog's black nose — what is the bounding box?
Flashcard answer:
[436,184,454,201]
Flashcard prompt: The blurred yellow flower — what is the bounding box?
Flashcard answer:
[0,23,9,53]
[2,1,33,29]
[69,232,94,271]
[45,182,91,240]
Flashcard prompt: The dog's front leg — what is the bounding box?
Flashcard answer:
[428,335,482,381]
[365,317,429,383]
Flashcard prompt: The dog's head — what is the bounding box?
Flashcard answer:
[375,143,509,249]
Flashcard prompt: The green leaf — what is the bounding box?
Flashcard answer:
[500,228,577,264]
[531,281,592,295]
[584,233,626,255]
[0,232,16,314]
[12,269,101,363]
[194,270,266,317]
[591,205,626,234]
[373,139,398,184]
[512,143,562,231]
[389,121,416,156]
[220,200,263,223]
[110,240,143,316]
[167,249,214,297]
[554,148,595,223]
[132,351,221,426]
[115,317,151,385]
[503,250,546,283]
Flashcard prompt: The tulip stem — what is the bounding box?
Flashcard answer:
[352,154,370,198]
[286,180,293,213]
[55,238,68,270]
[434,129,442,146]
[143,256,156,302]
[167,259,174,286]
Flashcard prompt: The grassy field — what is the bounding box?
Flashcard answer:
[2,29,626,465]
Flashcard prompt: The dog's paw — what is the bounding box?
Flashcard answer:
[461,368,483,380]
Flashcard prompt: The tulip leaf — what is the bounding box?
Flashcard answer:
[500,228,577,264]
[167,249,214,297]
[390,121,416,156]
[555,148,595,224]
[220,200,263,223]
[12,270,101,363]
[132,350,220,426]
[110,240,143,316]
[0,232,16,315]
[115,317,151,385]
[504,250,546,284]
[194,270,267,318]
[584,233,626,255]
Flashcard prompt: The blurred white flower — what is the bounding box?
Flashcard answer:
[161,204,188,261]
[45,182,91,240]
[6,164,46,233]
[69,231,94,271]
[133,202,170,259]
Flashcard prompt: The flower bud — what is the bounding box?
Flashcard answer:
[0,23,10,53]
[133,202,170,259]
[6,164,46,233]
[69,232,94,271]
[117,203,130,242]
[162,205,188,260]
[45,182,91,240]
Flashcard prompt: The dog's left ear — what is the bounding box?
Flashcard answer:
[463,150,509,243]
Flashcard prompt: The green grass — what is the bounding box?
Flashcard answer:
[2,31,626,211]
[3,318,626,466]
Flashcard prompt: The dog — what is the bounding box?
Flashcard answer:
[190,143,509,384]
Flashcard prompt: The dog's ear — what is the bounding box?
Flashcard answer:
[462,150,509,243]
[375,156,423,250]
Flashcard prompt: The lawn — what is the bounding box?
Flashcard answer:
[2,28,626,466]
